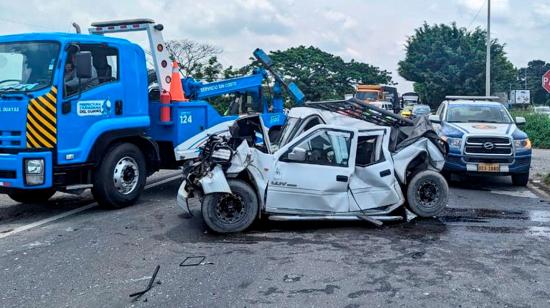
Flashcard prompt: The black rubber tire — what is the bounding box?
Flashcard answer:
[92,143,146,209]
[406,170,449,217]
[201,179,258,233]
[512,173,529,187]
[8,188,56,204]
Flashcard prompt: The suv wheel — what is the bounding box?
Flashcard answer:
[512,173,529,187]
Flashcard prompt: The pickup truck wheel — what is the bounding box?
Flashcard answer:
[92,143,146,209]
[406,170,448,217]
[201,179,258,233]
[8,188,55,204]
[512,173,529,186]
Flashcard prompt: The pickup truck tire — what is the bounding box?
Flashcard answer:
[92,143,146,209]
[512,173,529,187]
[8,188,56,204]
[406,170,448,217]
[201,179,258,233]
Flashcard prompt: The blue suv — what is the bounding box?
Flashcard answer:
[429,97,532,186]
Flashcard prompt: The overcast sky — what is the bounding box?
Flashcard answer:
[0,0,548,93]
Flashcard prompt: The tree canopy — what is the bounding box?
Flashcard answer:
[267,46,392,102]
[517,60,550,105]
[398,23,517,108]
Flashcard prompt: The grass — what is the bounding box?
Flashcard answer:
[510,110,550,149]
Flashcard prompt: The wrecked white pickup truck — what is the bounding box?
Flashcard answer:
[177,99,449,233]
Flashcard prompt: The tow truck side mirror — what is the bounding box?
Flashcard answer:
[515,116,526,126]
[428,114,441,124]
[286,147,307,162]
[75,51,92,79]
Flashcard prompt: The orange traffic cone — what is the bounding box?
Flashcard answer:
[170,61,187,101]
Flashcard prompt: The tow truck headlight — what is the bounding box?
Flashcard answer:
[442,136,462,148]
[514,138,532,150]
[24,159,44,185]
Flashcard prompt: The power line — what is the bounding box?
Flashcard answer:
[467,0,487,31]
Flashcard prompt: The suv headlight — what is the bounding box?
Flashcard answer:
[24,159,44,185]
[514,138,532,150]
[442,136,462,148]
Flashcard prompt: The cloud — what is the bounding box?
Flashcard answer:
[0,0,547,93]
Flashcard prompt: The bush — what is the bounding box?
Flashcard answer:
[545,174,550,186]
[511,111,550,149]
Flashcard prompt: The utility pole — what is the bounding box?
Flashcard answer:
[485,0,491,96]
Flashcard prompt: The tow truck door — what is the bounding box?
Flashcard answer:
[348,129,401,210]
[266,125,357,213]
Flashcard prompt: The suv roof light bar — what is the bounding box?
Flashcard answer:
[445,96,500,101]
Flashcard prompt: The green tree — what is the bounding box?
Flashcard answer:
[266,46,392,102]
[517,60,550,105]
[398,23,517,108]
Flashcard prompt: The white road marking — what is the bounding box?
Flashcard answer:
[0,174,182,240]
[0,203,97,239]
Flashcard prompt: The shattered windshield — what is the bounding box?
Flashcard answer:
[0,41,59,93]
[275,117,299,147]
[446,104,512,124]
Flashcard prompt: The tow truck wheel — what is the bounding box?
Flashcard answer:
[92,143,146,209]
[512,173,529,187]
[8,188,56,204]
[406,170,448,217]
[201,179,258,233]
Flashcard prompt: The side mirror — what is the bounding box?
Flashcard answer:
[429,114,441,124]
[75,51,92,79]
[287,147,307,162]
[515,116,526,126]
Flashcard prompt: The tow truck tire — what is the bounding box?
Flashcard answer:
[92,143,146,209]
[201,179,258,233]
[512,173,529,187]
[406,170,448,217]
[8,188,56,204]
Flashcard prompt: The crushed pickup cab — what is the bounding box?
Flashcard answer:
[177,99,449,233]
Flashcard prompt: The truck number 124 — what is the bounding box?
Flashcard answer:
[180,112,193,124]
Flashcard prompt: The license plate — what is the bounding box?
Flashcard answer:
[478,163,500,172]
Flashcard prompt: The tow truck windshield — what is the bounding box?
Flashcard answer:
[447,104,513,124]
[0,42,59,93]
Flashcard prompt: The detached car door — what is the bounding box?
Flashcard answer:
[266,125,357,214]
[349,129,401,210]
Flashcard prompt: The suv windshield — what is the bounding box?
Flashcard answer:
[446,104,512,124]
[0,42,59,93]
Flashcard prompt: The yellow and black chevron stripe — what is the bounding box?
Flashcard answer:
[26,86,58,149]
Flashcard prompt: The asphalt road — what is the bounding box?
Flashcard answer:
[0,173,550,307]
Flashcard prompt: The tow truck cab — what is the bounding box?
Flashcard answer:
[429,96,532,186]
[0,19,303,207]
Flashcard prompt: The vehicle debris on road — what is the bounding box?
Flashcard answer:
[129,265,160,300]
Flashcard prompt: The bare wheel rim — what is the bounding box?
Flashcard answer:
[214,194,246,224]
[113,156,139,195]
[415,179,440,209]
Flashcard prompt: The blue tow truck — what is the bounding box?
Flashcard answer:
[0,18,304,207]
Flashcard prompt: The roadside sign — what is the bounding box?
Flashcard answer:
[543,70,550,93]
